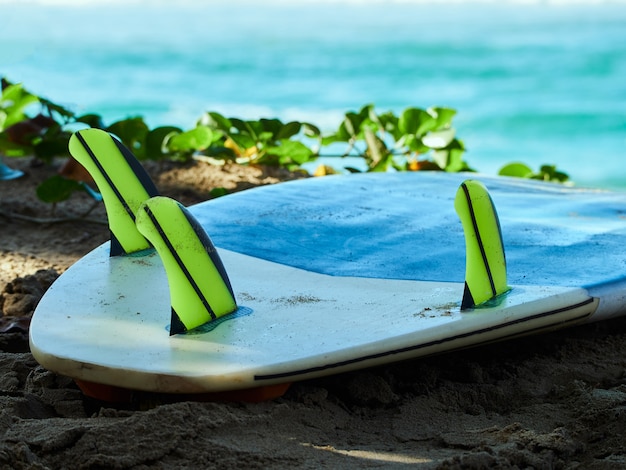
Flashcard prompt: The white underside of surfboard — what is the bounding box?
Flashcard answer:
[30,244,598,394]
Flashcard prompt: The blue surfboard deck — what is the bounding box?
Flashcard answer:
[29,172,626,396]
[197,172,626,319]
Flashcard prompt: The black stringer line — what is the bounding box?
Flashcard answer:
[142,204,217,321]
[461,182,497,297]
[76,132,137,221]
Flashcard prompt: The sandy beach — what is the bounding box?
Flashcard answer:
[1,157,625,469]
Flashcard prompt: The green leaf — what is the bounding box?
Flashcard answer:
[260,118,283,136]
[367,105,381,126]
[76,113,105,129]
[444,147,468,172]
[320,133,340,146]
[430,107,457,130]
[302,122,321,138]
[398,107,434,136]
[377,111,399,134]
[343,104,373,138]
[266,139,314,165]
[327,121,352,143]
[168,126,213,152]
[430,138,468,172]
[499,162,534,178]
[145,126,182,160]
[257,131,274,143]
[422,128,456,149]
[229,133,256,152]
[202,112,232,132]
[230,118,258,140]
[106,117,149,159]
[345,166,363,173]
[400,134,429,154]
[358,104,374,119]
[432,150,448,170]
[364,127,388,168]
[369,156,393,172]
[33,136,71,162]
[203,146,237,160]
[209,187,229,198]
[0,131,30,156]
[276,121,301,140]
[536,164,569,183]
[499,162,568,183]
[1,83,40,129]
[36,175,84,203]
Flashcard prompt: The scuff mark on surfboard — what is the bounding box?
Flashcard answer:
[271,295,327,306]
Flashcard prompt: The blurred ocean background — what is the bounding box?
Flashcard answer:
[1,0,625,187]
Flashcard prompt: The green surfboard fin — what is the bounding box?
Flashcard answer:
[135,196,237,335]
[454,180,509,310]
[68,128,159,256]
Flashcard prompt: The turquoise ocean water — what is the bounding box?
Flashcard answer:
[1,0,625,188]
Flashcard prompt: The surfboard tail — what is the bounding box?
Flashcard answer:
[455,180,509,309]
[135,196,238,335]
[68,129,159,256]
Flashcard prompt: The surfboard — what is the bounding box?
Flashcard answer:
[29,129,626,402]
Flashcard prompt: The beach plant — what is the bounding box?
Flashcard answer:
[197,111,321,170]
[499,162,569,183]
[0,81,38,135]
[322,104,470,172]
[0,79,84,164]
[0,77,570,207]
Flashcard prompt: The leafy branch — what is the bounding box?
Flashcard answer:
[0,78,570,206]
[321,104,469,173]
